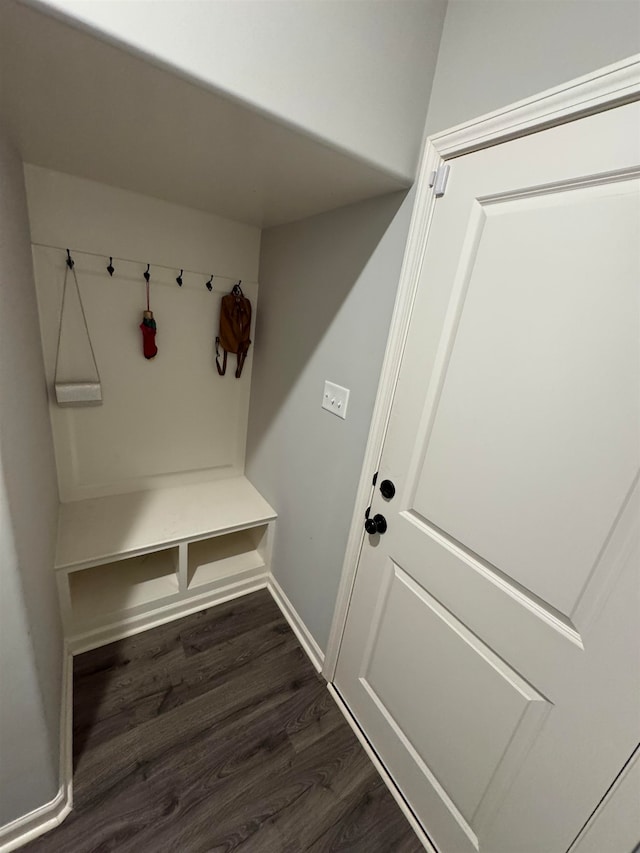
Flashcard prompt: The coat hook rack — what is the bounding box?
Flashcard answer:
[41,244,254,291]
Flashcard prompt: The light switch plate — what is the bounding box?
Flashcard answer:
[322,380,350,419]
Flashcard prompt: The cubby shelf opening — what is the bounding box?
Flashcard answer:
[187,525,269,589]
[68,547,179,627]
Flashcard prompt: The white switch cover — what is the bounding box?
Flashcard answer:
[322,380,350,419]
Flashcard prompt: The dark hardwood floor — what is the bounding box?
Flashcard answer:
[24,589,422,852]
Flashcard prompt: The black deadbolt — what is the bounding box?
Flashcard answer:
[365,514,388,535]
[379,479,396,500]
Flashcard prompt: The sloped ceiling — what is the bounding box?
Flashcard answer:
[0,1,419,227]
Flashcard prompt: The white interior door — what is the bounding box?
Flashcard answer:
[334,101,640,853]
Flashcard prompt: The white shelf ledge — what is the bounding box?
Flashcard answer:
[56,476,277,571]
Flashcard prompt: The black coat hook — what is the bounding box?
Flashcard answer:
[107,257,115,276]
[66,249,74,269]
[143,263,150,283]
[176,269,183,287]
[206,274,214,292]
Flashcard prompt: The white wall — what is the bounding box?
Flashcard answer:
[246,190,415,650]
[247,0,640,656]
[0,131,62,827]
[26,166,261,501]
[426,0,640,135]
[26,0,447,181]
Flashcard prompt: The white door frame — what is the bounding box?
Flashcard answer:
[323,54,640,682]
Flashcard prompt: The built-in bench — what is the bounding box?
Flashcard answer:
[55,476,276,651]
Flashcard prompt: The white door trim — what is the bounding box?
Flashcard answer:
[322,53,640,681]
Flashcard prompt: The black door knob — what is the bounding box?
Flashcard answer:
[379,479,396,500]
[365,513,388,535]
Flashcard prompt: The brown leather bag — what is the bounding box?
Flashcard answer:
[215,283,252,378]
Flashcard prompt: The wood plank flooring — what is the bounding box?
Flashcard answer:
[23,589,423,852]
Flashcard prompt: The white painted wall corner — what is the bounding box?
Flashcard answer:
[0,649,73,852]
[267,574,325,674]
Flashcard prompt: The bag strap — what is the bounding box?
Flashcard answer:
[54,261,101,387]
[235,349,248,379]
[215,336,227,376]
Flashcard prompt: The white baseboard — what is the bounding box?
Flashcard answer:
[0,790,69,853]
[67,573,322,673]
[68,574,270,654]
[0,649,73,853]
[327,684,437,853]
[267,574,325,674]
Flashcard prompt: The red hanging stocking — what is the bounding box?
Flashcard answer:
[140,267,158,359]
[140,310,157,359]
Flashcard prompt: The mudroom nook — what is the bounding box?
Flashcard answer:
[27,170,277,649]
